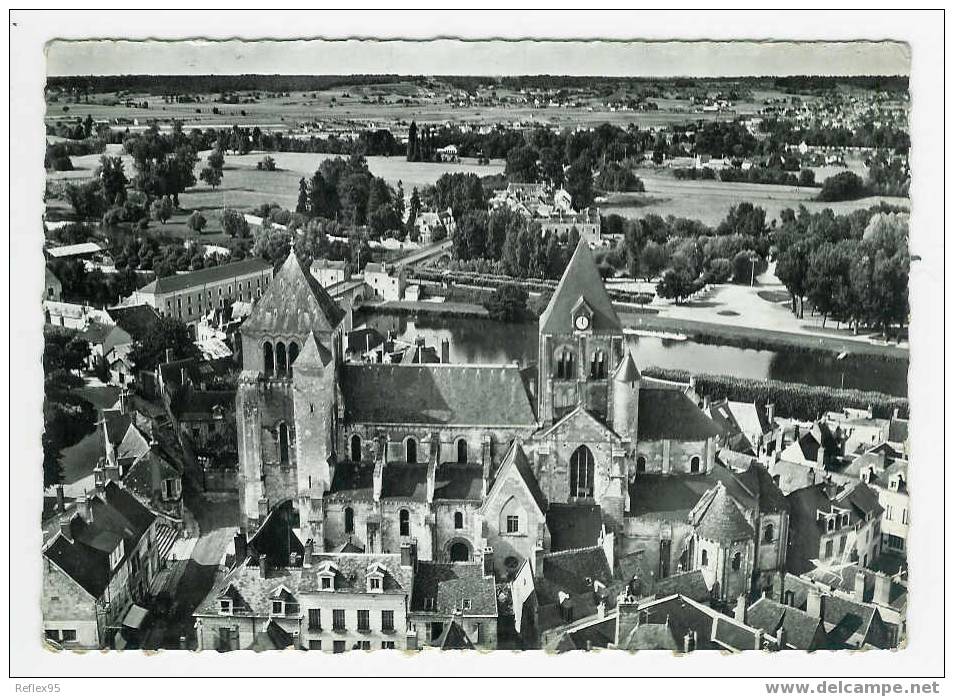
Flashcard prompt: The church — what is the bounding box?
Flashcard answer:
[235,239,788,602]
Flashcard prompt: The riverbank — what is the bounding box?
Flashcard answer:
[615,310,909,363]
[369,300,490,319]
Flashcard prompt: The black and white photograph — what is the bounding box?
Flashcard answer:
[7,8,947,689]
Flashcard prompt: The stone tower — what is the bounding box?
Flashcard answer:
[236,249,345,532]
[537,239,625,426]
[611,345,642,445]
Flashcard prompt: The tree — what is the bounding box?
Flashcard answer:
[257,155,277,171]
[564,158,595,209]
[296,177,309,214]
[150,195,174,225]
[636,241,670,281]
[407,121,419,162]
[220,208,249,238]
[484,283,530,322]
[200,165,222,189]
[64,179,107,220]
[716,202,768,239]
[798,168,816,187]
[707,258,733,284]
[806,242,853,327]
[98,155,128,206]
[406,187,422,233]
[187,211,207,233]
[129,316,199,373]
[207,148,225,173]
[369,204,402,237]
[505,145,540,183]
[539,147,565,187]
[455,211,489,261]
[817,171,868,202]
[655,267,696,304]
[731,250,762,285]
[775,235,812,317]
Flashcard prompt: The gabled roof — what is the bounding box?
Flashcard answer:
[539,239,621,335]
[437,620,476,650]
[638,387,721,441]
[43,482,156,598]
[746,597,826,650]
[139,258,272,295]
[434,464,484,501]
[341,363,537,426]
[482,441,547,515]
[106,304,160,340]
[782,574,885,648]
[651,569,712,603]
[241,250,344,336]
[411,561,497,616]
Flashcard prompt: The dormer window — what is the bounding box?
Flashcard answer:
[109,540,125,570]
[321,575,333,590]
[272,600,284,615]
[366,564,385,594]
[827,518,835,532]
[219,599,232,615]
[369,577,381,592]
[317,561,339,591]
[462,599,472,611]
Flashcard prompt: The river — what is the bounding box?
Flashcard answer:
[358,312,908,398]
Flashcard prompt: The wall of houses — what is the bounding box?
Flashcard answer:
[877,485,909,556]
[432,501,483,563]
[299,591,410,652]
[620,517,695,582]
[41,560,100,649]
[482,471,547,578]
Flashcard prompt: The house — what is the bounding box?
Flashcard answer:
[413,209,455,245]
[779,573,895,648]
[45,265,62,301]
[42,481,164,649]
[194,530,415,652]
[706,399,778,456]
[435,144,459,162]
[744,595,828,650]
[362,262,406,301]
[311,259,350,289]
[409,557,498,649]
[131,259,274,323]
[44,241,104,261]
[785,480,884,576]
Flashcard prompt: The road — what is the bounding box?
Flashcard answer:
[393,239,452,268]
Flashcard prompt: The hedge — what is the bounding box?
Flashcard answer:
[641,367,909,421]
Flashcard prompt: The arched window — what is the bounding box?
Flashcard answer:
[263,341,274,377]
[456,439,468,464]
[636,456,647,473]
[690,456,701,473]
[566,350,576,379]
[399,509,410,537]
[570,445,595,499]
[763,523,775,544]
[350,435,362,462]
[454,512,464,529]
[732,552,742,571]
[590,350,606,379]
[344,506,354,534]
[404,437,418,464]
[287,341,299,377]
[449,542,469,562]
[278,423,290,465]
[701,549,709,567]
[556,348,576,379]
[276,341,287,377]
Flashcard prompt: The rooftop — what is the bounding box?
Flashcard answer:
[139,258,272,295]
[410,561,497,616]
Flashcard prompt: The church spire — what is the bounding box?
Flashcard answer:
[538,238,622,335]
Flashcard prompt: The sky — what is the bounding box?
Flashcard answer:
[46,39,911,78]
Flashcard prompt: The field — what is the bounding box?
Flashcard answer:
[600,171,909,227]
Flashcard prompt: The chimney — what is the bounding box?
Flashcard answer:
[75,491,93,523]
[683,630,697,654]
[754,628,765,650]
[372,460,384,502]
[873,572,891,606]
[400,540,417,568]
[733,594,747,624]
[614,592,641,647]
[258,554,269,578]
[59,513,74,542]
[806,587,822,619]
[233,530,247,566]
[55,485,65,513]
[440,338,450,364]
[258,496,269,520]
[482,547,495,576]
[766,402,776,424]
[533,543,546,580]
[853,569,866,602]
[596,599,606,619]
[289,552,300,566]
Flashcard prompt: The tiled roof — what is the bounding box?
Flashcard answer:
[540,547,613,604]
[43,482,156,598]
[196,553,413,616]
[652,569,712,603]
[411,561,497,616]
[123,447,180,499]
[888,417,908,444]
[546,503,603,552]
[140,259,272,295]
[539,239,622,335]
[638,387,721,441]
[782,574,882,648]
[346,327,386,354]
[434,464,483,501]
[241,251,343,336]
[746,597,824,650]
[328,461,374,500]
[342,363,537,426]
[106,304,160,340]
[381,464,428,502]
[691,483,755,543]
